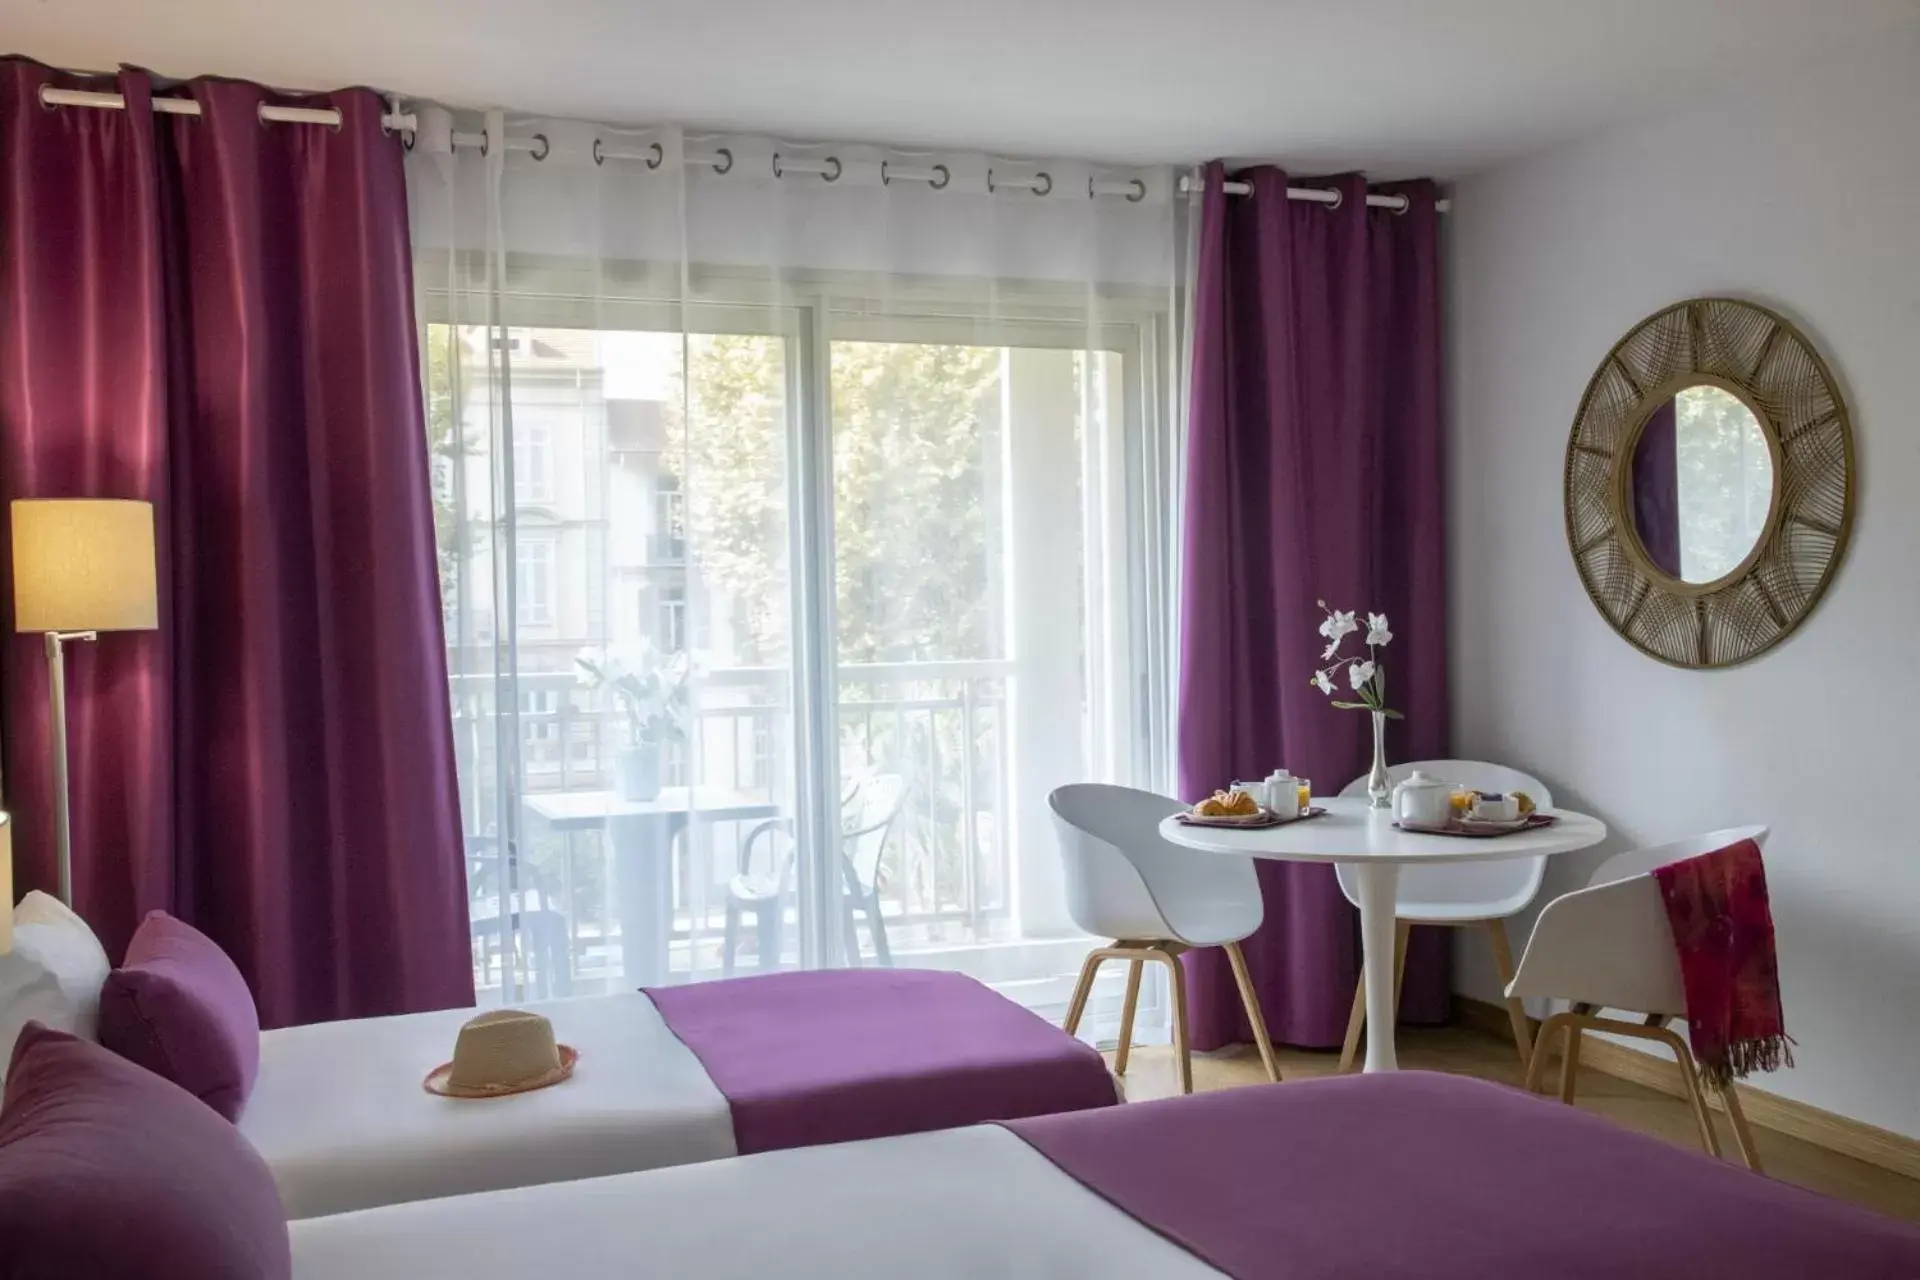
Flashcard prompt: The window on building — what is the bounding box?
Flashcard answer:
[657,582,687,654]
[653,475,686,562]
[514,418,553,505]
[516,538,553,627]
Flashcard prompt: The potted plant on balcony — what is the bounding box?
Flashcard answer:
[575,641,690,802]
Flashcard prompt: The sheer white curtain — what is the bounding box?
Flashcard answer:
[407,107,1187,1036]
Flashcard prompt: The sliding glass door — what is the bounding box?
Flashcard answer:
[425,287,1165,1028]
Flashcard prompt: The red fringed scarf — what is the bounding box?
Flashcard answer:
[1652,838,1794,1089]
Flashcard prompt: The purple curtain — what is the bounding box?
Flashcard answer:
[1177,165,1450,1050]
[0,59,473,1026]
[1631,401,1681,577]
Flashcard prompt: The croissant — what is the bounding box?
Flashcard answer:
[1195,789,1260,817]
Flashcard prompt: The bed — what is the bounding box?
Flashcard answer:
[240,968,1118,1218]
[288,1073,1920,1279]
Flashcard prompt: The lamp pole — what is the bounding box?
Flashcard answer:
[43,629,96,907]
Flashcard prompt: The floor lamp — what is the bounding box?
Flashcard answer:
[9,500,158,907]
[0,811,12,952]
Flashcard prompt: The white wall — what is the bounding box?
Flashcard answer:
[1448,30,1920,1140]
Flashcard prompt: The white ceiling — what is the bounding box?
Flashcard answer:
[9,0,1918,175]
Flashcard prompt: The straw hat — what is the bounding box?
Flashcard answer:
[423,1009,579,1098]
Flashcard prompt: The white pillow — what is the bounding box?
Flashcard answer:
[0,890,111,1080]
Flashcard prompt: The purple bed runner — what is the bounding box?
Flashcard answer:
[644,969,1117,1155]
[1004,1072,1920,1279]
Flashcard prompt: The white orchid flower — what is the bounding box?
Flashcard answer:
[1318,609,1358,643]
[1365,612,1393,647]
[1349,660,1376,691]
[1313,670,1336,696]
[1321,639,1341,661]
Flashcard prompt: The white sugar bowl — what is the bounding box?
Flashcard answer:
[1470,792,1520,823]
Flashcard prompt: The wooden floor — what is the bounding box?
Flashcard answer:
[1109,1024,1920,1223]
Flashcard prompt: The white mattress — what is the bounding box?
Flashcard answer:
[291,1124,1223,1279]
[241,993,735,1218]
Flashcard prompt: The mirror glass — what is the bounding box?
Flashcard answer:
[1628,384,1774,584]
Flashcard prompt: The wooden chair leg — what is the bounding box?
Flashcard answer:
[1338,974,1367,1073]
[1156,949,1193,1095]
[1063,950,1105,1038]
[1483,918,1533,1068]
[1718,1080,1764,1173]
[1112,959,1144,1075]
[1669,1038,1724,1158]
[1525,1012,1574,1094]
[1559,1022,1584,1104]
[1222,941,1280,1083]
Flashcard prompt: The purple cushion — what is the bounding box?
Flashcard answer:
[0,1022,290,1279]
[98,911,260,1120]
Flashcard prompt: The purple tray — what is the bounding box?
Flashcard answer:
[1394,812,1557,839]
[1176,805,1328,829]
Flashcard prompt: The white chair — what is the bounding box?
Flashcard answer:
[1051,784,1279,1095]
[1508,825,1770,1171]
[1336,760,1553,1071]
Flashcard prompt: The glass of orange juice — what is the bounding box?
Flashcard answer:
[1449,786,1475,817]
[1295,778,1312,816]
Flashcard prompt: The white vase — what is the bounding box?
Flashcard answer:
[1367,710,1392,810]
[615,744,662,802]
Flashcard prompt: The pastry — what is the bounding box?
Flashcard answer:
[1195,789,1260,818]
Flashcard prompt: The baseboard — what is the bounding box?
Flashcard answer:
[1453,995,1920,1182]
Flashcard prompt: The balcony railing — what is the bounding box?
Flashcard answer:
[448,659,1013,990]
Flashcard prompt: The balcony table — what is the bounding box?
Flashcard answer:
[524,787,783,986]
[1158,796,1605,1073]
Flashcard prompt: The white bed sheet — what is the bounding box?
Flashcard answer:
[241,992,735,1218]
[291,1124,1222,1280]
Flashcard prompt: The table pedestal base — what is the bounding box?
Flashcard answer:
[1352,861,1402,1073]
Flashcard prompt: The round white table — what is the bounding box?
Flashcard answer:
[1159,796,1606,1073]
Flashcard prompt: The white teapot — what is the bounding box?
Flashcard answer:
[1392,770,1455,827]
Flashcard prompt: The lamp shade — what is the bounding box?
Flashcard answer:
[11,500,158,634]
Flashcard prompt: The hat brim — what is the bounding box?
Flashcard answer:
[423,1044,579,1099]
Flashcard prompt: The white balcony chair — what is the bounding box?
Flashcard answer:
[1336,760,1552,1072]
[1508,825,1770,1171]
[1051,784,1279,1095]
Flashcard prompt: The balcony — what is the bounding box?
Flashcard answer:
[451,661,1049,999]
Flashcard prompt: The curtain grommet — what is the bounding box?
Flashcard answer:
[771,152,783,178]
[821,156,842,183]
[592,138,605,166]
[930,163,950,190]
[712,147,733,175]
[1032,171,1052,197]
[1324,188,1343,211]
[479,128,490,157]
[1126,178,1147,203]
[529,133,550,161]
[647,141,663,170]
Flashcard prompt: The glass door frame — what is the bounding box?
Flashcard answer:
[418,257,1177,1003]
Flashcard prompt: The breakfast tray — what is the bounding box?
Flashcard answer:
[1393,813,1557,839]
[1175,805,1328,829]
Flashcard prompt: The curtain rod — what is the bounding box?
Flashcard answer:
[440,129,1447,210]
[1175,174,1450,213]
[38,86,417,134]
[40,87,1446,212]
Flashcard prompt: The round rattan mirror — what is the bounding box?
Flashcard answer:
[1564,297,1853,668]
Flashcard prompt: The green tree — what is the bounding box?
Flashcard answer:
[423,325,471,617]
[660,335,1002,668]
